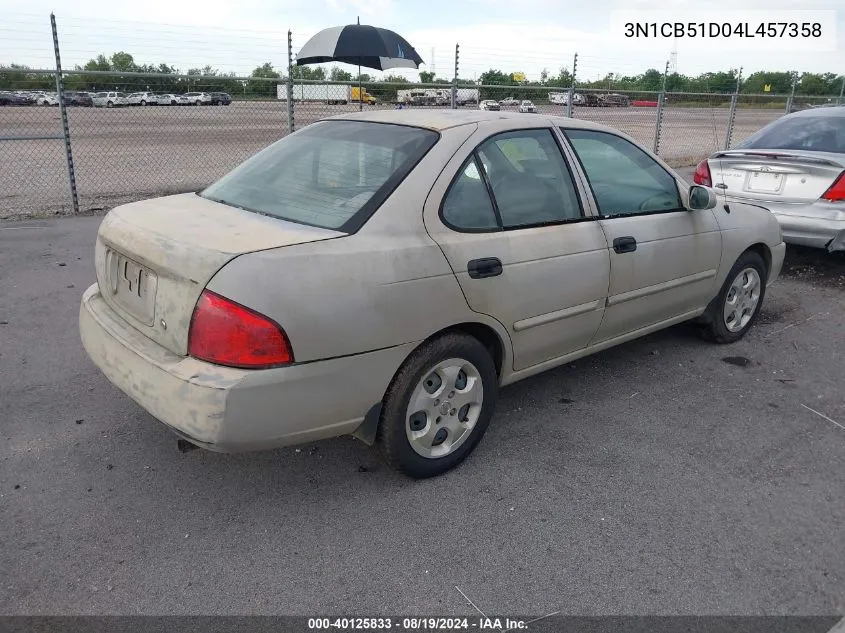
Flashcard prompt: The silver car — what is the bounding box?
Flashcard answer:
[79,110,784,478]
[518,100,537,113]
[157,93,189,106]
[695,106,845,251]
[126,92,157,106]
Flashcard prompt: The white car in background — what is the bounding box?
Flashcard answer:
[35,93,59,106]
[92,92,128,108]
[478,100,500,111]
[157,93,189,106]
[126,92,158,106]
[183,92,212,105]
[518,100,537,113]
[499,97,519,107]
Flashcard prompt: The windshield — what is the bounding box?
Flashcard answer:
[201,120,439,231]
[735,114,845,154]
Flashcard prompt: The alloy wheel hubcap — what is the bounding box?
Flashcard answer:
[723,267,761,333]
[405,359,483,459]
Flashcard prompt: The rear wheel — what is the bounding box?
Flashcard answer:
[378,333,498,478]
[702,250,767,343]
[106,101,113,108]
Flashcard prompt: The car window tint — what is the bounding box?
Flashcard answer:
[441,158,499,230]
[565,128,682,216]
[477,129,583,227]
[735,115,845,154]
[201,120,437,230]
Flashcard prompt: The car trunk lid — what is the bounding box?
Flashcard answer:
[94,192,343,356]
[709,150,845,203]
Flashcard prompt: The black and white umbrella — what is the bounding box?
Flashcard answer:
[296,21,424,72]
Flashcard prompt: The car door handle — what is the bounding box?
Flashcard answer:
[613,236,637,254]
[467,257,503,279]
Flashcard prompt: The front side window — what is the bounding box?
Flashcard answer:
[201,120,438,231]
[564,128,683,217]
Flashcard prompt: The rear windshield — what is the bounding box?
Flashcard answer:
[201,120,439,231]
[735,114,845,154]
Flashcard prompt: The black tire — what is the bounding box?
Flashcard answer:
[701,250,768,344]
[106,101,113,108]
[378,332,499,479]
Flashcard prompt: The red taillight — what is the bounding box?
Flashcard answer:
[188,290,292,369]
[821,171,845,202]
[693,159,712,187]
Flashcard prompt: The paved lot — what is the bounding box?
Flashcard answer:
[1,201,844,616]
[1,102,782,219]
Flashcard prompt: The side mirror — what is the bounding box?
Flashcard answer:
[688,185,717,211]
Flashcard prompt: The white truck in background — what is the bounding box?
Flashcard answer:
[276,84,376,105]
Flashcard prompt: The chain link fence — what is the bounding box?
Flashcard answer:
[3,19,844,219]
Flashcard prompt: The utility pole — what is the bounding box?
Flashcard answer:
[566,52,578,118]
[451,43,459,109]
[654,59,670,154]
[724,66,742,150]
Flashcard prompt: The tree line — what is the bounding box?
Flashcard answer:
[2,52,843,102]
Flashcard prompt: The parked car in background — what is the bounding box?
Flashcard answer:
[209,92,232,105]
[126,92,158,106]
[518,100,537,113]
[35,93,59,106]
[14,92,38,104]
[695,106,845,252]
[499,97,519,106]
[479,100,500,111]
[183,92,212,105]
[157,93,189,106]
[0,91,30,106]
[79,109,784,479]
[64,91,93,107]
[92,92,128,107]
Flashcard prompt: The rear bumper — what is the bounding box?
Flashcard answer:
[79,283,414,452]
[728,197,845,251]
[773,213,845,251]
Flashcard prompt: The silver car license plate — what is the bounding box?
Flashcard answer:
[745,171,784,194]
[106,249,157,325]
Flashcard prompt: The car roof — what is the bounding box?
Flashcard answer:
[326,109,616,132]
[786,105,845,118]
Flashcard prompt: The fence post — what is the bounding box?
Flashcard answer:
[653,61,669,155]
[50,13,79,215]
[838,76,845,105]
[566,52,578,118]
[451,44,459,109]
[286,31,295,133]
[785,71,797,114]
[724,66,742,150]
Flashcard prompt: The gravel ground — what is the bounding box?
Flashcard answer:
[0,103,782,219]
[1,213,843,617]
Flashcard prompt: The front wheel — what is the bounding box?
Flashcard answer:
[378,333,498,478]
[701,250,767,343]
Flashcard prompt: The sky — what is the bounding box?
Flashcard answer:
[1,0,843,82]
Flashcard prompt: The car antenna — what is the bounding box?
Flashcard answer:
[711,68,742,214]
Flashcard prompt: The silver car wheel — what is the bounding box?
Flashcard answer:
[723,267,761,333]
[405,358,483,459]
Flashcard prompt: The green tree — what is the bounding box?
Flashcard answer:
[110,51,136,72]
[329,66,353,82]
[252,62,280,79]
[419,70,435,83]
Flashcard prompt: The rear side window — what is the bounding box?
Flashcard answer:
[735,115,845,154]
[201,121,438,231]
[441,128,584,231]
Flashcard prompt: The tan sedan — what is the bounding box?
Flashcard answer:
[79,110,785,478]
